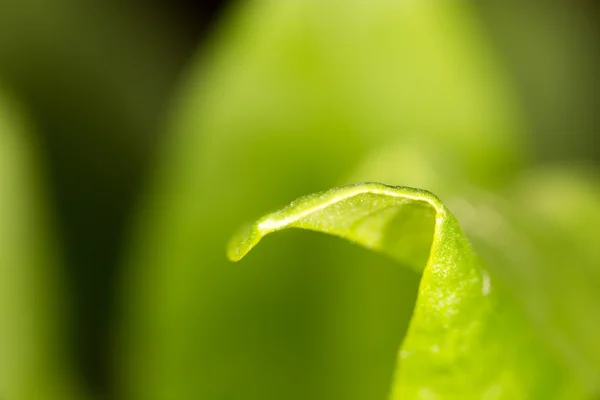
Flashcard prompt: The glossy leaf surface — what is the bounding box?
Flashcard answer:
[229,183,580,399]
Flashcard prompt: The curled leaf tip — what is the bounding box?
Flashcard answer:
[227,182,445,267]
[227,223,261,262]
[226,182,575,398]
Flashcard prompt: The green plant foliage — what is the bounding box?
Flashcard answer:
[119,1,523,399]
[117,1,600,400]
[461,168,600,395]
[229,183,582,399]
[0,89,83,400]
[345,147,600,397]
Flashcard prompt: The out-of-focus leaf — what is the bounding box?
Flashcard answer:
[0,89,83,400]
[457,167,600,396]
[229,183,581,399]
[118,1,524,399]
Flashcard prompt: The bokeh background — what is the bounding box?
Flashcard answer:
[1,0,599,399]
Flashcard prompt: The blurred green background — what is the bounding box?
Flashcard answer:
[0,0,599,399]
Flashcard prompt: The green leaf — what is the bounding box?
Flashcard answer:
[459,167,600,395]
[229,182,582,399]
[118,1,526,399]
[0,88,84,399]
